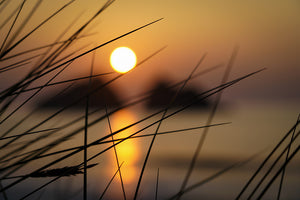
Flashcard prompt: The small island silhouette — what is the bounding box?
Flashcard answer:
[145,80,211,109]
[38,78,123,109]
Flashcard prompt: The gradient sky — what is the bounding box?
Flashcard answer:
[1,0,300,104]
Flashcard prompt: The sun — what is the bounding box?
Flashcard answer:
[110,47,137,73]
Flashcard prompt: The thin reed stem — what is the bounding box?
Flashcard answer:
[0,123,230,168]
[257,145,300,199]
[134,53,207,200]
[246,130,300,199]
[155,168,159,200]
[235,118,300,199]
[0,0,75,58]
[99,162,124,200]
[0,0,26,55]
[169,152,260,200]
[177,46,239,200]
[277,114,300,200]
[105,104,127,200]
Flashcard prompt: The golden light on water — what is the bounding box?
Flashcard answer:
[110,47,137,73]
[108,109,139,184]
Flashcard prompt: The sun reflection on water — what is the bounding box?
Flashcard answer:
[108,109,139,185]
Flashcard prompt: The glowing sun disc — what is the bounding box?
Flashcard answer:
[110,47,137,73]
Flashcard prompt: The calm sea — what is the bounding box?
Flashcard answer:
[1,101,299,200]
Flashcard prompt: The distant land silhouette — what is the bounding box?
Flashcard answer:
[39,77,211,110]
[145,80,211,109]
[39,78,123,109]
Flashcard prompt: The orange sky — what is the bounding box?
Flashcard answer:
[1,0,300,103]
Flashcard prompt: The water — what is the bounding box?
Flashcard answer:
[1,102,299,199]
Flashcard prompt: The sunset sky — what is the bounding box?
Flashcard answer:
[1,0,300,104]
[0,2,299,199]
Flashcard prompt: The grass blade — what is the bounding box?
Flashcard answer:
[0,0,26,55]
[83,50,95,200]
[235,118,300,199]
[246,130,300,199]
[105,104,127,200]
[0,61,73,127]
[177,46,239,199]
[0,123,230,168]
[169,152,260,200]
[9,72,113,96]
[134,53,207,200]
[99,162,124,200]
[1,0,43,53]
[0,53,44,73]
[0,3,20,31]
[0,0,75,58]
[0,34,93,62]
[257,145,300,199]
[276,114,300,200]
[155,168,159,200]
